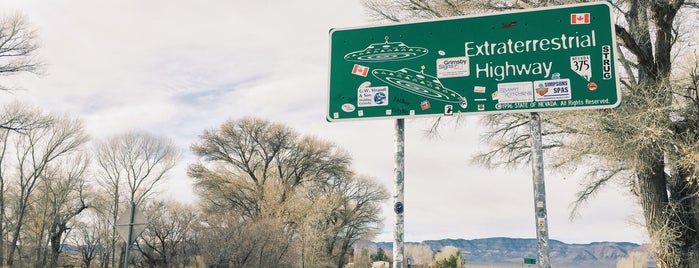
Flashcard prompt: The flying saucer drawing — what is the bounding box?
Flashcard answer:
[372,67,467,108]
[344,37,428,62]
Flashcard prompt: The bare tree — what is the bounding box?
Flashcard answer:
[82,196,116,268]
[21,153,89,268]
[69,216,104,268]
[135,200,198,267]
[93,131,179,268]
[306,175,388,268]
[193,212,295,268]
[363,0,699,266]
[1,106,87,266]
[41,154,90,268]
[95,132,179,206]
[0,103,54,266]
[0,12,41,85]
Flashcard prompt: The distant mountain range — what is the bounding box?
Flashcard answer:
[362,237,654,268]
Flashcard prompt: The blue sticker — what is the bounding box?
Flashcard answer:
[394,202,404,214]
[374,92,387,104]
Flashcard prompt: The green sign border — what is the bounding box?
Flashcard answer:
[327,2,620,122]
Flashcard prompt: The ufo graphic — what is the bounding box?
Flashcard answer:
[372,67,467,108]
[344,37,428,62]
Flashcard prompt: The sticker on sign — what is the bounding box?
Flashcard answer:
[357,86,389,107]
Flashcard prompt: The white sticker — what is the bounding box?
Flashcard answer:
[602,46,612,80]
[532,79,571,101]
[436,56,470,78]
[497,82,533,103]
[444,105,453,116]
[357,86,389,107]
[341,103,355,112]
[571,55,592,81]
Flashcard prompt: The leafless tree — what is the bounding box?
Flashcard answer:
[135,200,198,267]
[93,132,179,268]
[0,106,87,266]
[20,153,90,268]
[69,216,104,268]
[305,175,388,268]
[0,12,42,92]
[41,154,90,267]
[192,212,295,268]
[0,102,42,265]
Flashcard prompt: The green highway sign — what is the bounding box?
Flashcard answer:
[524,258,537,264]
[327,2,619,121]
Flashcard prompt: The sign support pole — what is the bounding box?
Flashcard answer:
[123,201,135,268]
[529,113,551,268]
[393,119,405,268]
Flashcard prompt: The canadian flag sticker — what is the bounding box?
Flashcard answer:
[351,64,369,77]
[571,13,590,24]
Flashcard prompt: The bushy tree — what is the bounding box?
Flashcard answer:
[189,117,388,268]
[431,246,463,268]
[372,248,389,262]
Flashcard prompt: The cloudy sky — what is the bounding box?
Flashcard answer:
[1,0,646,244]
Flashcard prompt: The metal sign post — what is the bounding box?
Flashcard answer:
[393,119,405,268]
[116,202,147,268]
[123,202,136,268]
[529,113,551,268]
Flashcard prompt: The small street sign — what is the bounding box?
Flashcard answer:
[524,258,537,264]
[116,205,147,244]
[328,2,619,121]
